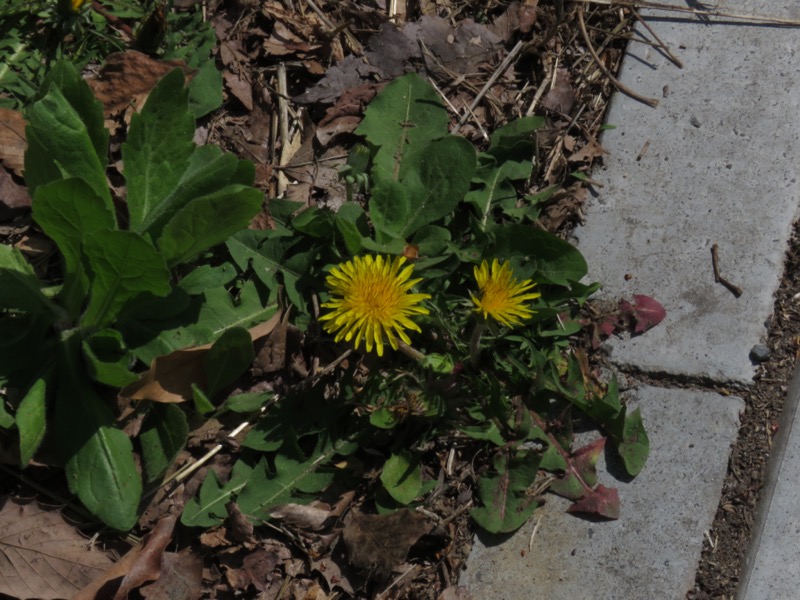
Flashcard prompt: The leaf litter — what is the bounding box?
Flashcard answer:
[3,0,774,597]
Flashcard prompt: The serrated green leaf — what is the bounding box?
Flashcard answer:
[356,72,449,187]
[81,230,171,330]
[334,202,370,255]
[123,68,195,233]
[17,377,47,467]
[158,185,262,267]
[205,326,253,399]
[188,59,223,118]
[24,85,111,208]
[181,459,253,527]
[124,281,277,365]
[224,391,273,413]
[380,450,422,505]
[140,403,188,482]
[237,438,344,520]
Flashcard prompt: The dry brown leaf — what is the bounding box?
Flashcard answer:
[0,168,32,219]
[223,70,254,111]
[569,137,607,163]
[541,67,575,115]
[120,310,282,403]
[0,108,27,176]
[225,501,255,544]
[311,555,355,596]
[269,503,332,531]
[86,51,194,116]
[342,509,430,580]
[139,548,203,600]
[0,497,115,600]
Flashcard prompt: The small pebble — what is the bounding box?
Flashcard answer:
[690,115,702,128]
[749,344,770,363]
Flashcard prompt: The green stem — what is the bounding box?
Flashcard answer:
[469,320,486,368]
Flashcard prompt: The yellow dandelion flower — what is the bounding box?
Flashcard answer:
[471,259,541,327]
[71,0,88,12]
[320,255,431,357]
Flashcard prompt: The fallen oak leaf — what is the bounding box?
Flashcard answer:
[0,497,115,600]
[139,548,203,600]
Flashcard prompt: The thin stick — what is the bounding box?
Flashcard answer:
[574,0,800,26]
[453,40,526,133]
[528,513,544,552]
[631,10,684,68]
[578,5,659,107]
[277,63,290,197]
[711,243,743,298]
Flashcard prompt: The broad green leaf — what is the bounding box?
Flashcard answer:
[188,59,223,118]
[224,391,273,413]
[380,450,422,505]
[470,449,541,534]
[489,116,545,155]
[140,403,189,482]
[123,68,195,233]
[81,230,171,330]
[17,377,47,467]
[56,336,141,530]
[370,135,475,240]
[192,384,215,415]
[37,61,109,166]
[0,245,52,313]
[178,262,237,294]
[81,328,137,387]
[292,206,335,238]
[0,313,53,376]
[32,178,116,316]
[181,459,253,527]
[0,398,13,429]
[24,85,111,208]
[486,224,588,286]
[616,407,649,476]
[206,327,253,399]
[334,202,370,255]
[158,185,262,267]
[356,72,449,187]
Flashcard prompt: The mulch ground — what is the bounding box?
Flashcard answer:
[1,0,795,598]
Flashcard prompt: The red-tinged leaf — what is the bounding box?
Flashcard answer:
[618,295,666,335]
[598,316,618,337]
[549,437,605,500]
[631,294,666,333]
[566,484,620,519]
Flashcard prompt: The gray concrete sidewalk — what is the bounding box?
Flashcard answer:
[462,1,800,598]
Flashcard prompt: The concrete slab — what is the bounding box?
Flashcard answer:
[461,385,744,599]
[571,1,800,384]
[738,366,800,599]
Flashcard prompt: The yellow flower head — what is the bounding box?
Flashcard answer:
[71,0,88,12]
[471,259,541,327]
[320,255,431,357]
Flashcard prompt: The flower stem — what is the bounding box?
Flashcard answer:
[469,320,486,368]
[398,341,426,363]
